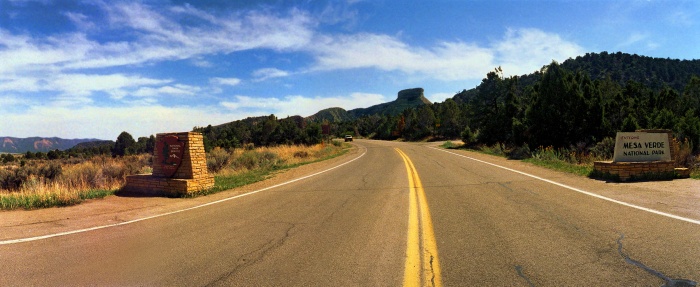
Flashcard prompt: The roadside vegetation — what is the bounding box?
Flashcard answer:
[195,140,347,197]
[0,141,348,210]
[441,137,700,179]
[0,155,150,210]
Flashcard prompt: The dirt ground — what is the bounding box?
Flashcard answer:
[2,142,698,242]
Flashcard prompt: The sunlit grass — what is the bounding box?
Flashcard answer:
[0,141,350,209]
[188,141,349,197]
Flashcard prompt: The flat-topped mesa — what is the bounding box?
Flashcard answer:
[397,88,431,104]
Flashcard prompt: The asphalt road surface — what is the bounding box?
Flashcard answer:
[1,140,698,286]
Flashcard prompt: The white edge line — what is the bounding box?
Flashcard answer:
[429,146,700,226]
[1,146,367,245]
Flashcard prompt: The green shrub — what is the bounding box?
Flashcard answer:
[233,151,282,170]
[441,141,455,149]
[461,127,476,146]
[590,137,615,160]
[480,143,506,156]
[507,145,531,160]
[207,147,231,173]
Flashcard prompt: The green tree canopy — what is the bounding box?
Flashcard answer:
[113,131,136,157]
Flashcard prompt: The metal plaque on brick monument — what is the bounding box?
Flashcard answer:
[157,135,184,177]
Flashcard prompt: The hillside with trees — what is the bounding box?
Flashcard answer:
[188,52,699,163]
[332,52,700,156]
[307,87,432,123]
[193,115,323,151]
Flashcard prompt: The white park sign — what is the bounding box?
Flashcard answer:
[613,132,671,162]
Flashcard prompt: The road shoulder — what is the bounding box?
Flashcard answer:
[425,142,700,222]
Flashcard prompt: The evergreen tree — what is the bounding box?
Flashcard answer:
[113,131,136,157]
[436,98,461,139]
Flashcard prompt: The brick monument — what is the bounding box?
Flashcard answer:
[124,132,214,196]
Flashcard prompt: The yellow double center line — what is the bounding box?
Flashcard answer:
[395,148,442,287]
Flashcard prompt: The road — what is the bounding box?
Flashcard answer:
[1,140,698,286]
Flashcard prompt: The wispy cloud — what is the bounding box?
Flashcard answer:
[495,28,585,76]
[252,68,290,82]
[614,31,661,54]
[309,33,494,81]
[309,28,583,80]
[132,84,201,98]
[0,104,236,139]
[210,77,242,86]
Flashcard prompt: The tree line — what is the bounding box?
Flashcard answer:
[193,115,324,152]
[333,59,700,155]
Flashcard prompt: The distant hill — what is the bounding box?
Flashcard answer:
[306,107,353,123]
[69,140,115,150]
[308,88,432,122]
[454,51,700,103]
[0,137,101,153]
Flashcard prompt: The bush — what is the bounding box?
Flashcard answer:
[673,137,696,168]
[531,146,563,162]
[507,145,531,160]
[39,162,62,181]
[102,161,127,180]
[294,151,309,158]
[590,137,615,160]
[0,166,34,191]
[480,143,506,156]
[441,141,455,149]
[207,147,232,173]
[461,127,476,146]
[233,150,282,171]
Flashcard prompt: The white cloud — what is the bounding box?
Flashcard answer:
[48,73,171,96]
[221,92,386,117]
[210,77,242,86]
[309,28,584,81]
[494,28,585,76]
[310,33,494,81]
[426,93,453,103]
[0,30,88,73]
[0,104,237,139]
[252,68,290,82]
[1,3,317,74]
[132,84,200,98]
[0,77,41,92]
[0,95,31,107]
[64,11,95,30]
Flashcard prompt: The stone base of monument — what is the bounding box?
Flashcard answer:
[593,160,677,181]
[124,132,215,197]
[124,174,215,197]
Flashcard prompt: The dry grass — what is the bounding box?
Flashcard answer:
[0,142,347,209]
[212,143,343,177]
[0,155,151,209]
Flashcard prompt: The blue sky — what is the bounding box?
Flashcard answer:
[1,0,698,140]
